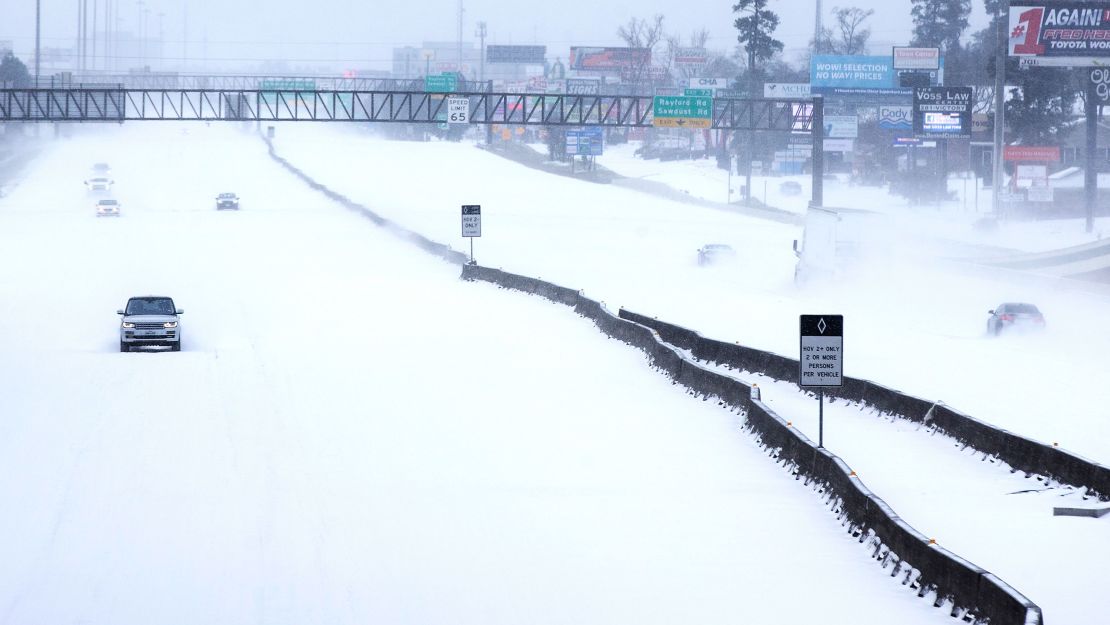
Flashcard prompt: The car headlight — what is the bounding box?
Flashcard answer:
[163,321,177,328]
[122,322,135,328]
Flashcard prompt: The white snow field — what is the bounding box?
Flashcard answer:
[273,123,1110,470]
[720,368,1107,625]
[0,123,958,624]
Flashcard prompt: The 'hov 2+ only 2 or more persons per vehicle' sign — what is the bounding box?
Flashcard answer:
[800,315,843,387]
[461,205,481,237]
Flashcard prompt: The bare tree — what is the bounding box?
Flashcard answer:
[617,14,666,85]
[832,6,873,55]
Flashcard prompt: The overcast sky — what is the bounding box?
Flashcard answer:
[2,0,993,73]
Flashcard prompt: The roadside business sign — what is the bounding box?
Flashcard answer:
[674,47,708,65]
[824,115,858,138]
[447,97,469,124]
[823,138,854,152]
[800,315,843,388]
[1008,2,1110,63]
[461,205,481,237]
[565,127,604,156]
[913,86,973,139]
[652,95,713,128]
[1027,186,1055,202]
[486,45,546,64]
[1090,67,1110,102]
[893,46,941,70]
[763,82,812,98]
[424,73,458,93]
[1003,145,1061,161]
[566,78,601,95]
[689,77,729,91]
[878,105,913,130]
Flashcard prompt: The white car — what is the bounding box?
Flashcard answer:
[85,177,115,192]
[96,199,121,216]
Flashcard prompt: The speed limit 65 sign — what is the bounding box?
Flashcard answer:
[448,97,470,124]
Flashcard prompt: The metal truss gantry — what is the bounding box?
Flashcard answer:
[0,88,816,132]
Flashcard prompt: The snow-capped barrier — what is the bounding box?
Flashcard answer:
[261,135,469,266]
[619,309,1110,503]
[461,263,1043,625]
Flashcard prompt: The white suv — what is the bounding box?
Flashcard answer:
[118,296,183,352]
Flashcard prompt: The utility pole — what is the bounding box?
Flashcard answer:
[81,0,88,72]
[35,0,41,85]
[457,0,465,78]
[814,0,822,46]
[476,21,487,83]
[92,0,98,71]
[991,0,1007,218]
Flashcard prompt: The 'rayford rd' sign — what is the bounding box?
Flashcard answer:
[800,315,843,387]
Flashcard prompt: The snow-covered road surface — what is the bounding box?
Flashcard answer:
[0,124,957,624]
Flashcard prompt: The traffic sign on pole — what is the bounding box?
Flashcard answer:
[462,204,481,264]
[800,314,843,449]
[800,315,843,387]
[447,97,470,124]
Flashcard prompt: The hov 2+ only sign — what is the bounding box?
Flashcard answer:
[800,315,843,387]
[461,205,481,237]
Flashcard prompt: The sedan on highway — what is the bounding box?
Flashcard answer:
[987,302,1045,336]
[118,296,183,352]
[95,199,120,217]
[216,192,240,210]
[85,177,114,192]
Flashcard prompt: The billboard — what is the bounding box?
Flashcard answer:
[673,47,708,65]
[878,105,913,130]
[1003,145,1061,162]
[893,47,940,70]
[1009,3,1110,59]
[811,54,942,97]
[824,115,859,138]
[764,83,811,98]
[913,87,973,139]
[569,47,650,72]
[487,45,546,64]
[565,78,600,95]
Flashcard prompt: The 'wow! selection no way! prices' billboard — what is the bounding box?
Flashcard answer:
[1009,2,1110,60]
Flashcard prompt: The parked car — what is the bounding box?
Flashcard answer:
[216,192,240,210]
[779,180,803,196]
[697,244,737,266]
[118,296,183,352]
[85,177,114,192]
[95,198,120,217]
[987,303,1045,336]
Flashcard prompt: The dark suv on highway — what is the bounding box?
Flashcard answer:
[118,296,183,352]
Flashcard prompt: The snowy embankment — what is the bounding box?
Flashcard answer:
[593,142,1110,254]
[0,123,957,624]
[271,124,1110,470]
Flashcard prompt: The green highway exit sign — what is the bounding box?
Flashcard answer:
[653,95,713,128]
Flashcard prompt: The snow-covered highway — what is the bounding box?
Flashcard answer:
[0,124,960,625]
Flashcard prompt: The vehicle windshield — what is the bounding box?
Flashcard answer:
[125,297,175,315]
[1007,304,1041,315]
[99,200,118,205]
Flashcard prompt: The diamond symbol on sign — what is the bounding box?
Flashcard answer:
[818,318,827,334]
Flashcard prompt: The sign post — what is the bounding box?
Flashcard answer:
[800,315,844,448]
[461,205,481,264]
